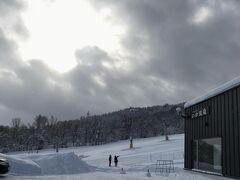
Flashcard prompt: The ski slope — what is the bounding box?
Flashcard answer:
[1,134,231,179]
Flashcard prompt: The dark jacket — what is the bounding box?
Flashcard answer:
[114,155,119,163]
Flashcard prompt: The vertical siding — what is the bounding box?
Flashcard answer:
[184,86,240,178]
[184,106,190,169]
[211,98,215,137]
[233,89,239,177]
[214,97,218,136]
[229,91,234,176]
[237,87,240,177]
[224,92,230,175]
[221,94,226,176]
[217,95,221,136]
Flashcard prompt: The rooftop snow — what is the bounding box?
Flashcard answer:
[184,76,240,108]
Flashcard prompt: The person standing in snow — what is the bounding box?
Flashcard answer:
[109,155,112,167]
[114,155,119,167]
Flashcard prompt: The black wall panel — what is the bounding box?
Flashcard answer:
[185,86,240,179]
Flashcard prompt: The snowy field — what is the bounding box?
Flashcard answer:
[1,134,231,180]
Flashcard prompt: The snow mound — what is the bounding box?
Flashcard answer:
[3,152,93,176]
[6,156,42,176]
[33,152,93,175]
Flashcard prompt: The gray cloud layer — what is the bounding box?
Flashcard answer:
[1,0,240,125]
[90,0,240,99]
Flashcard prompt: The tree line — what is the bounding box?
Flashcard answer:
[0,103,184,153]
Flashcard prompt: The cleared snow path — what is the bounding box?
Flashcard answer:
[4,171,232,180]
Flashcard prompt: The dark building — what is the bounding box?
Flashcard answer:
[184,77,240,179]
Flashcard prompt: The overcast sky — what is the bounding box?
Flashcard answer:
[0,0,240,125]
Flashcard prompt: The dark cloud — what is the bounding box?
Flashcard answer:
[1,0,240,125]
[89,0,240,98]
[75,46,109,65]
[0,0,28,37]
[0,0,24,15]
[0,30,22,69]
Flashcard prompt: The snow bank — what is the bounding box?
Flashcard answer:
[33,152,92,175]
[5,155,42,175]
[185,76,240,108]
[3,152,92,176]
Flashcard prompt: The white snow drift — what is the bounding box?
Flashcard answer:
[3,152,92,176]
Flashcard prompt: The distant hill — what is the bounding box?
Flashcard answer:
[69,103,185,145]
[0,103,184,152]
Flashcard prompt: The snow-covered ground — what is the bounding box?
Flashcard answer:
[1,134,231,179]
